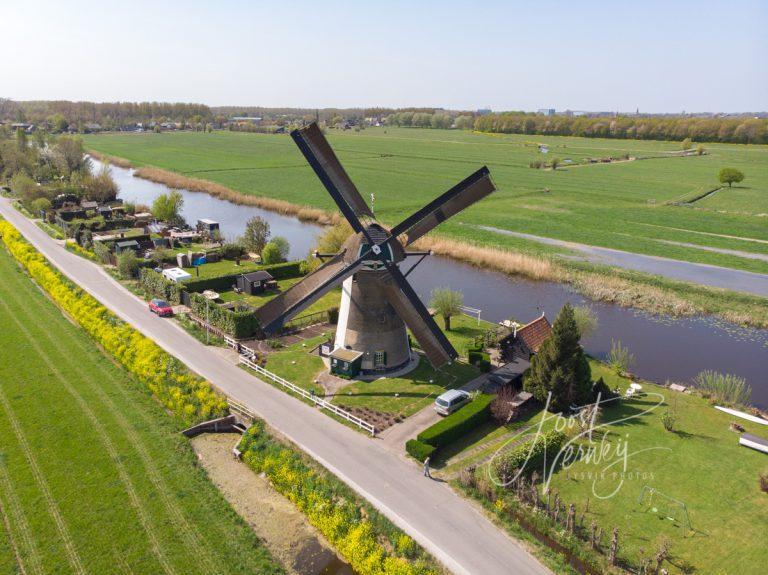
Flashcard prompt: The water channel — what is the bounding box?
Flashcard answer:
[97,159,768,408]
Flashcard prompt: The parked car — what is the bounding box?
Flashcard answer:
[434,389,471,416]
[149,298,174,317]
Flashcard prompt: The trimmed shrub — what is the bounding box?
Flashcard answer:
[139,267,185,304]
[467,350,489,365]
[264,260,302,279]
[188,293,261,339]
[405,439,436,461]
[0,221,227,425]
[417,393,495,449]
[492,429,566,477]
[117,250,140,279]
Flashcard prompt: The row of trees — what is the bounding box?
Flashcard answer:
[473,112,767,144]
[2,99,212,128]
[386,111,470,129]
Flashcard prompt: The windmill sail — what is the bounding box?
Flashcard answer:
[390,166,495,246]
[291,123,373,232]
[381,262,457,367]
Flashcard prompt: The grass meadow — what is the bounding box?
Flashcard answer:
[0,248,283,574]
[445,360,768,573]
[84,128,768,275]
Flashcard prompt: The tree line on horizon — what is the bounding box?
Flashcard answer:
[2,98,765,144]
[472,112,767,144]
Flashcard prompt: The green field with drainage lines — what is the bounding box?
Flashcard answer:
[84,128,768,274]
[0,246,282,575]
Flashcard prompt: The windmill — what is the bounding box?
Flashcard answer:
[255,123,496,375]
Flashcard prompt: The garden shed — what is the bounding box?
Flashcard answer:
[98,206,113,219]
[197,219,220,237]
[162,267,192,283]
[114,240,140,254]
[236,271,277,295]
[329,348,364,377]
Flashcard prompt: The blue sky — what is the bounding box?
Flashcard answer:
[3,0,766,112]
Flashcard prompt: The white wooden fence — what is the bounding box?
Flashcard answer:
[224,335,259,360]
[237,355,376,435]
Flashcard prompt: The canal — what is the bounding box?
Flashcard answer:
[97,158,768,408]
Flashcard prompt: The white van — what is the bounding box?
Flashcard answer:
[434,390,471,416]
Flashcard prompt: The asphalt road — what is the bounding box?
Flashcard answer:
[0,198,550,575]
[476,225,768,298]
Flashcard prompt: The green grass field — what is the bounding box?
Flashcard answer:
[259,316,483,419]
[84,128,768,275]
[0,248,282,574]
[446,361,768,573]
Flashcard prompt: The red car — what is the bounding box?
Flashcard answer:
[149,298,174,317]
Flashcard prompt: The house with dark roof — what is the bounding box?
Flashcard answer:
[499,313,552,362]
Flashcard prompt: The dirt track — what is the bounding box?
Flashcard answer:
[191,433,352,575]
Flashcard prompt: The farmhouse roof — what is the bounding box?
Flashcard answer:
[516,314,551,353]
[242,270,274,282]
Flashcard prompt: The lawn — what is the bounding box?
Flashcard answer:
[84,128,768,274]
[0,248,282,574]
[260,330,480,418]
[182,257,263,278]
[331,359,479,418]
[218,275,341,317]
[447,360,768,574]
[441,313,500,358]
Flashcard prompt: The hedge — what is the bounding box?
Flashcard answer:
[239,422,438,575]
[0,220,228,426]
[189,293,261,339]
[405,439,436,461]
[467,350,490,365]
[492,429,566,476]
[139,267,185,304]
[417,393,495,449]
[183,260,304,293]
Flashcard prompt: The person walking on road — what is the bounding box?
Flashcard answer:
[423,456,432,478]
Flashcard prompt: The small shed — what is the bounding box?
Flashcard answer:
[329,348,364,377]
[81,200,98,211]
[98,205,113,219]
[114,240,140,254]
[162,267,192,283]
[236,271,276,295]
[197,219,220,237]
[152,237,171,249]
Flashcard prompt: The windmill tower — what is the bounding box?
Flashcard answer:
[255,123,496,375]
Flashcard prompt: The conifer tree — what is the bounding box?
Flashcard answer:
[524,303,592,412]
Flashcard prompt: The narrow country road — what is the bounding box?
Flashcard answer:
[0,198,550,575]
[476,225,768,298]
